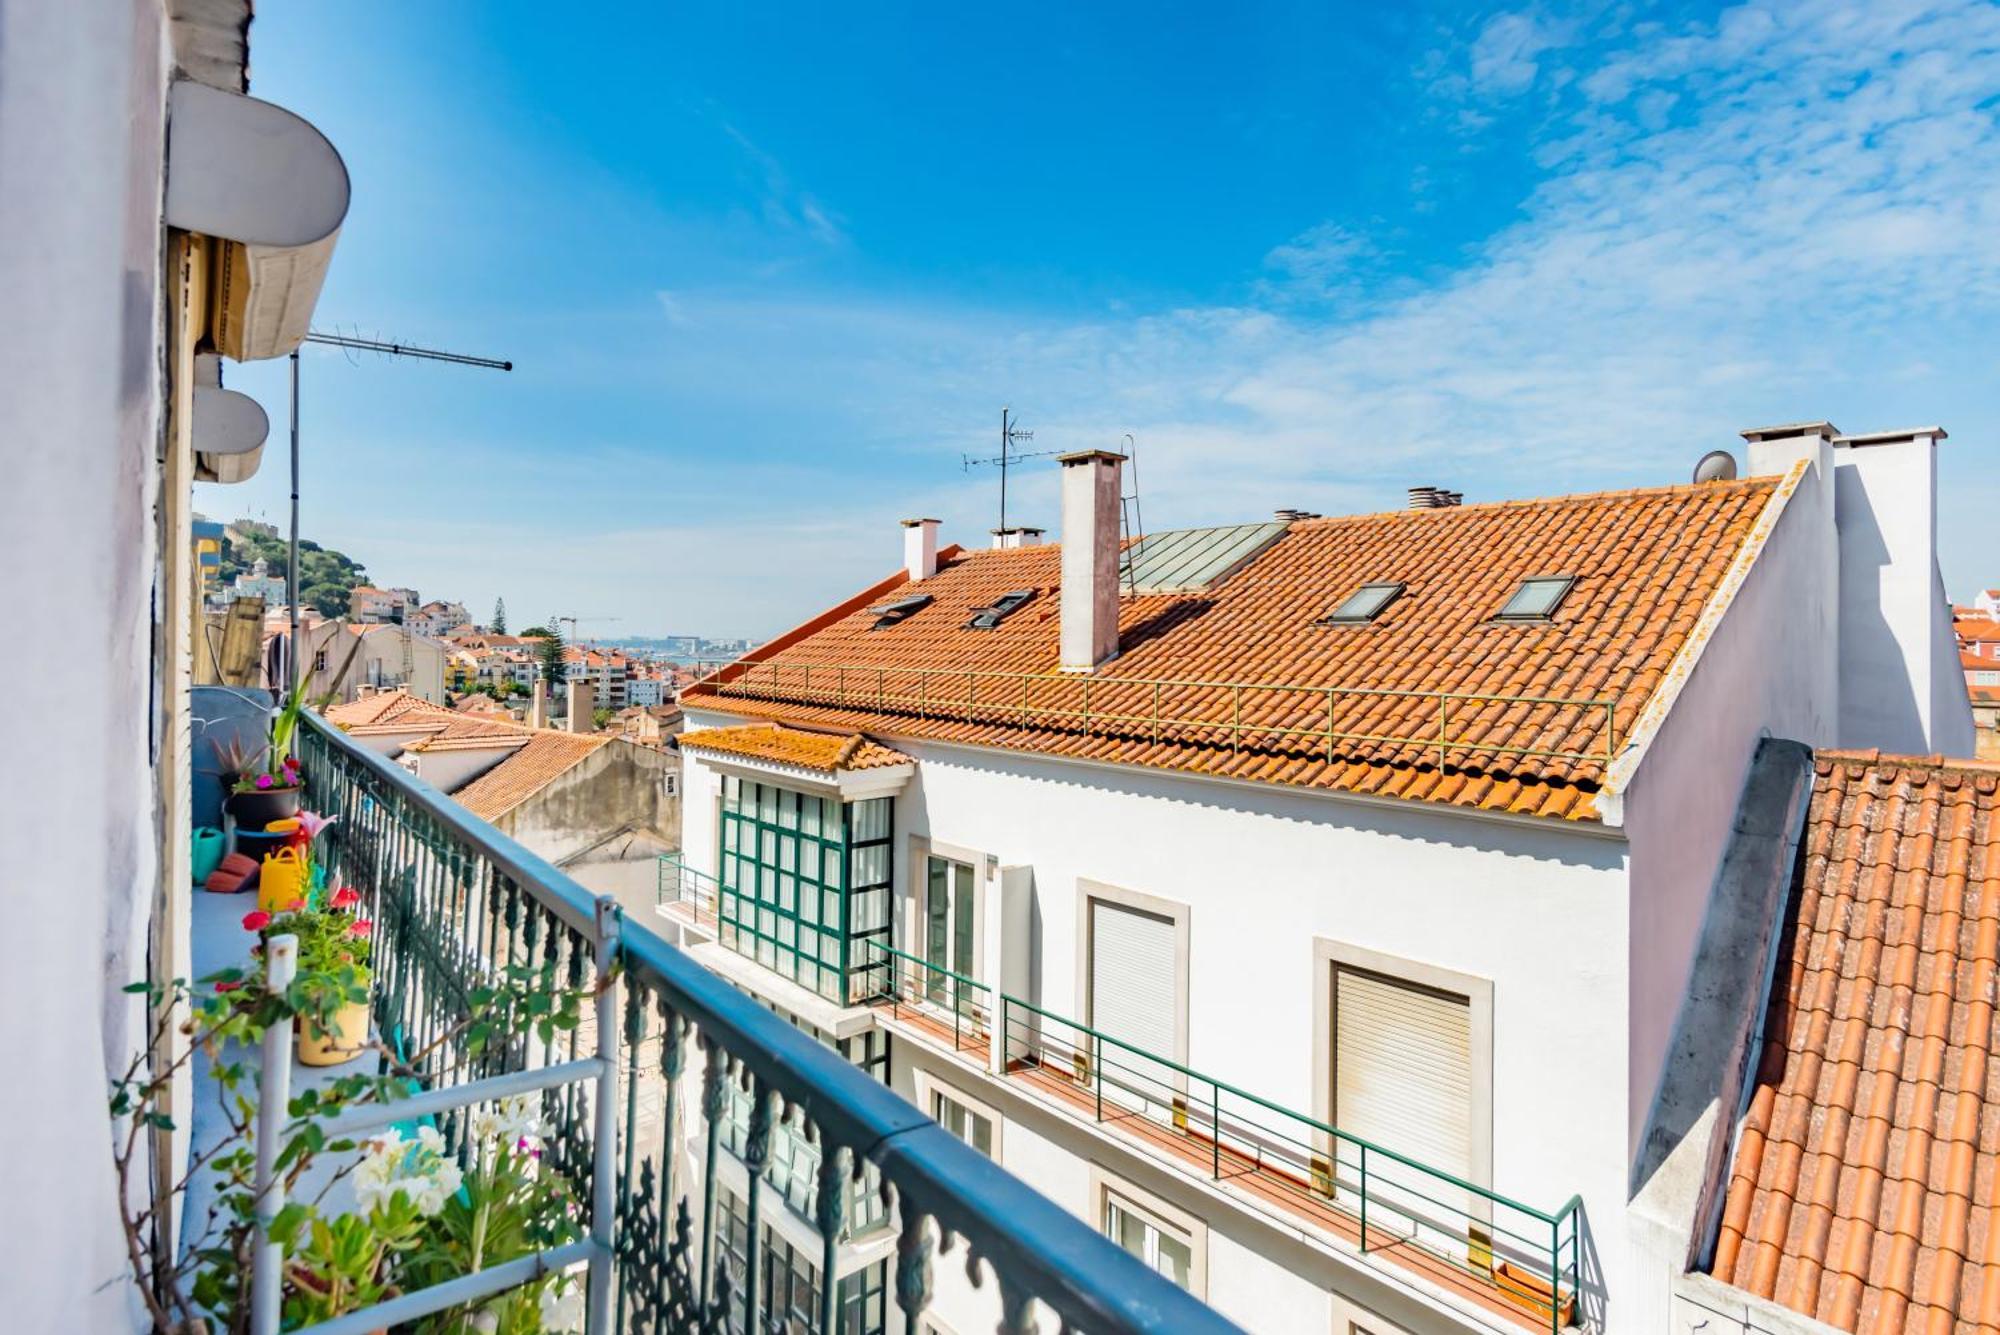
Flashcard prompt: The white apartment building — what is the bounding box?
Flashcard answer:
[662,424,1974,1334]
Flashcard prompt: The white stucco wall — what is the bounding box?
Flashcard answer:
[680,709,1633,1327]
[1614,458,1837,1175]
[1833,438,1955,754]
[0,0,170,1327]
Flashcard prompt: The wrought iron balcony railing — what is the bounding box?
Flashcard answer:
[299,712,1237,1334]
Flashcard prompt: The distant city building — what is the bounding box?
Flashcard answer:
[192,518,224,603]
[229,556,288,606]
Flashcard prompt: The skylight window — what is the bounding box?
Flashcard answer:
[965,588,1035,630]
[868,592,932,628]
[1496,576,1575,622]
[1319,581,1404,626]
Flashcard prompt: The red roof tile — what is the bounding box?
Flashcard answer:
[1711,752,2000,1333]
[679,724,911,773]
[683,478,1785,820]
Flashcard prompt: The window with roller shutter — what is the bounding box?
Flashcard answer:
[1087,897,1184,1104]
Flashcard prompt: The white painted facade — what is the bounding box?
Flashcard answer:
[668,419,1976,1334]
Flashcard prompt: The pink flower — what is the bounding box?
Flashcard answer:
[254,773,274,790]
[348,919,373,939]
[214,980,241,993]
[287,899,305,913]
[242,910,271,932]
[331,887,361,909]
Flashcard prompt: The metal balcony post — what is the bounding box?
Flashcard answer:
[249,934,298,1335]
[1358,1143,1368,1255]
[586,898,621,1334]
[953,972,961,1050]
[1094,1032,1104,1121]
[1552,1212,1573,1333]
[1211,1083,1221,1178]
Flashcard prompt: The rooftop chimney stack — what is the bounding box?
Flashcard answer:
[992,526,1046,550]
[902,518,940,582]
[1406,487,1462,510]
[1058,449,1126,673]
[566,678,592,733]
[530,680,549,730]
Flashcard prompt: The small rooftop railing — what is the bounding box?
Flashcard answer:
[655,851,717,929]
[299,712,1237,1335]
[858,941,1582,1332]
[686,658,1621,770]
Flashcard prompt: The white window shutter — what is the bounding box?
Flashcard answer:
[1090,900,1180,1100]
[1334,966,1472,1184]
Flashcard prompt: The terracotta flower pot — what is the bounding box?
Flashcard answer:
[297,999,371,1066]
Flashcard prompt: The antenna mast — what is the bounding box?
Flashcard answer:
[962,406,1063,535]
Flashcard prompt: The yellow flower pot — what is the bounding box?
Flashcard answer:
[297,1000,371,1066]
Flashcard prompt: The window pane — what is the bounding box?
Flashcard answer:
[801,796,822,838]
[778,789,798,829]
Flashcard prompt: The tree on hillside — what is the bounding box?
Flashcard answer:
[492,597,507,634]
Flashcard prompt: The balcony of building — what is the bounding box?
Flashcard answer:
[661,850,1584,1334]
[163,707,1232,1334]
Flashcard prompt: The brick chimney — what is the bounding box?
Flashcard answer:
[567,678,593,733]
[1058,450,1125,672]
[902,518,940,582]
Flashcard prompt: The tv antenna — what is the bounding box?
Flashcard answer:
[962,406,1063,534]
[1119,432,1146,595]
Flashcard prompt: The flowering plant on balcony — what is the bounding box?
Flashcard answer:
[109,961,593,1335]
[243,885,372,987]
[399,1094,586,1334]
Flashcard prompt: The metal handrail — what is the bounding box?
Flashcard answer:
[685,657,1621,769]
[984,991,1581,1330]
[656,851,717,926]
[301,713,1238,1334]
[997,993,1560,1225]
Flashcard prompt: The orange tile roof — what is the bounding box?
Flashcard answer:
[453,731,613,820]
[682,477,1785,821]
[1957,618,2000,643]
[1711,751,2000,1333]
[679,724,912,773]
[324,690,453,730]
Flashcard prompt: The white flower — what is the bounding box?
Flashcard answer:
[351,1126,460,1218]
[470,1093,544,1156]
[537,1277,584,1333]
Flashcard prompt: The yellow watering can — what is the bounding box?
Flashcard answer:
[258,846,309,914]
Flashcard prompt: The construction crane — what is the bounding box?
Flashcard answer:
[556,615,621,644]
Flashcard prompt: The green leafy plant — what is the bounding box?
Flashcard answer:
[111,961,592,1335]
[403,1095,584,1334]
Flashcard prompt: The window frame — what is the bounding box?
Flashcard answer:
[914,1068,1002,1160]
[717,776,893,1004]
[1309,938,1493,1218]
[1319,580,1406,626]
[1493,574,1576,623]
[1075,879,1192,1078]
[1088,1167,1208,1299]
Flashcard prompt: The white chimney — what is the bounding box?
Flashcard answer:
[567,678,593,733]
[529,680,549,730]
[902,518,940,581]
[1058,449,1125,672]
[992,526,1046,550]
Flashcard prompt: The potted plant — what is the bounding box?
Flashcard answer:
[222,635,364,830]
[244,886,374,1066]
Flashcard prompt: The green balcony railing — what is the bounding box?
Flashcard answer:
[991,996,1583,1332]
[842,931,1580,1332]
[656,852,718,929]
[863,941,994,1056]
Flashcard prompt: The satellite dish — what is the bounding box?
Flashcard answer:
[1692,450,1739,484]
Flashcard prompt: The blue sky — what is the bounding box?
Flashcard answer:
[203,1,2000,637]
